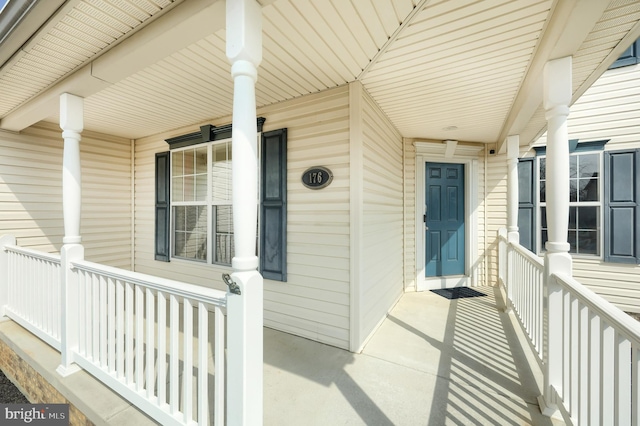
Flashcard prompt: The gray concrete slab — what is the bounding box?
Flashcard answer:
[264,286,563,426]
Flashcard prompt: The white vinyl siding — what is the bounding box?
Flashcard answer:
[534,63,640,313]
[0,122,132,268]
[134,86,351,349]
[403,137,416,290]
[485,151,508,286]
[359,89,404,344]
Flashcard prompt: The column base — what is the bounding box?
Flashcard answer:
[56,363,81,378]
[537,394,559,418]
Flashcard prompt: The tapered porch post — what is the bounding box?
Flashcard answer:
[506,135,520,243]
[505,135,520,306]
[225,0,263,424]
[56,93,84,377]
[538,56,573,416]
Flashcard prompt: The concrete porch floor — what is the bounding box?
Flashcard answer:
[264,286,561,426]
[0,286,562,425]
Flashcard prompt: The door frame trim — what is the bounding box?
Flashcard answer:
[414,141,483,290]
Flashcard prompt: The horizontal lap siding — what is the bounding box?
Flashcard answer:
[360,92,403,338]
[403,138,416,289]
[485,151,507,286]
[536,64,640,313]
[134,87,351,348]
[0,123,132,268]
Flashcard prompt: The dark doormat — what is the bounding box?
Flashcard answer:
[430,287,487,300]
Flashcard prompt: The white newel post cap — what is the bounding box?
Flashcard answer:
[226,0,263,67]
[60,93,84,132]
[543,56,572,111]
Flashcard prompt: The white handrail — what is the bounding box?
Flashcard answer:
[4,244,61,263]
[71,259,227,307]
[554,272,640,344]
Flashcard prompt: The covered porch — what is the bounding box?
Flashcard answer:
[0,285,558,425]
[1,0,640,424]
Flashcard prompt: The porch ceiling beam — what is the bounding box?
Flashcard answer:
[0,0,226,132]
[496,0,610,153]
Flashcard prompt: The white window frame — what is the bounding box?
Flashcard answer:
[169,137,261,267]
[536,150,604,258]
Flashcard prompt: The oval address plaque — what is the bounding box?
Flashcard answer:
[302,166,333,190]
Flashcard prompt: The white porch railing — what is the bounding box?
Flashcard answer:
[0,237,227,426]
[3,243,62,351]
[550,272,640,425]
[498,229,640,425]
[498,230,544,362]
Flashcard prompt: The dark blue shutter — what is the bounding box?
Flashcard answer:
[155,151,171,262]
[260,129,287,281]
[518,158,536,252]
[604,149,639,263]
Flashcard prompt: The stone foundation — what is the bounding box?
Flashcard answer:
[0,339,94,426]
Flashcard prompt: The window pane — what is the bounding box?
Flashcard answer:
[184,149,194,175]
[577,231,598,254]
[183,175,194,201]
[539,158,546,180]
[174,205,207,261]
[540,181,546,203]
[174,206,186,231]
[577,206,598,230]
[578,154,599,178]
[569,206,576,230]
[568,230,577,253]
[196,175,207,201]
[196,147,207,174]
[212,143,232,202]
[579,178,598,201]
[172,151,183,176]
[569,179,577,202]
[540,207,547,229]
[570,156,577,178]
[214,205,234,265]
[172,177,184,202]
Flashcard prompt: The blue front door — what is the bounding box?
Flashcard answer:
[425,162,465,277]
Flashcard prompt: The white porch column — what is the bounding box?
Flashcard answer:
[505,135,520,308]
[506,135,520,243]
[57,93,84,377]
[225,0,263,424]
[538,56,573,416]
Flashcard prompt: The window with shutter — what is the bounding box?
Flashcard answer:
[155,121,289,280]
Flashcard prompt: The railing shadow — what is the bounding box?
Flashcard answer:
[388,287,553,425]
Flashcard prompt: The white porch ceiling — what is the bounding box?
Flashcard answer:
[1,0,639,145]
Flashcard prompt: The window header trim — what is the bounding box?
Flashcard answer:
[165,117,266,149]
[533,139,609,156]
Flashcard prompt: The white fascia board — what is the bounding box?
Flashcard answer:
[0,0,226,132]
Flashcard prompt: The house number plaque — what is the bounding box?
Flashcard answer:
[302,166,333,190]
